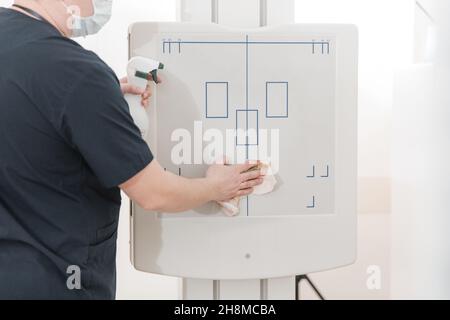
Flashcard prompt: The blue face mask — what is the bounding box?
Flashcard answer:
[64,0,113,38]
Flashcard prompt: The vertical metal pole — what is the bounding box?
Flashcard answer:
[259,0,268,27]
[213,280,221,300]
[211,0,219,23]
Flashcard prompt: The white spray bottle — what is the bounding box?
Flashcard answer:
[125,57,164,138]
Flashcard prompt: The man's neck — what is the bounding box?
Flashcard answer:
[12,0,67,37]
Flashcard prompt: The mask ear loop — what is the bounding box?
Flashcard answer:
[59,0,83,37]
[35,0,70,37]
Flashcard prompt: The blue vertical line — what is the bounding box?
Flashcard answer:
[226,82,229,118]
[265,82,268,117]
[246,35,249,217]
[235,110,239,146]
[246,35,249,158]
[256,110,259,145]
[246,35,249,112]
[286,82,289,117]
[247,196,249,218]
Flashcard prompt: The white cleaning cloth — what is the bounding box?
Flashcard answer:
[218,163,277,217]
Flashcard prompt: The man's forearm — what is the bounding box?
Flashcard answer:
[121,160,216,213]
[122,160,261,214]
[153,172,214,213]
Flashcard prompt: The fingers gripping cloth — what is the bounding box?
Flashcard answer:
[218,163,277,217]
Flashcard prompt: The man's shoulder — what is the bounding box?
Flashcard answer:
[23,36,116,84]
[11,36,121,112]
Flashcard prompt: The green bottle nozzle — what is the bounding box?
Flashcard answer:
[134,62,164,84]
[135,70,150,80]
[150,70,160,84]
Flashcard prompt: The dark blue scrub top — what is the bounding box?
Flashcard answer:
[0,8,153,299]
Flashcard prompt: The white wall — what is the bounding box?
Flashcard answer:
[0,1,11,8]
[295,0,415,299]
[391,0,450,299]
[296,0,415,180]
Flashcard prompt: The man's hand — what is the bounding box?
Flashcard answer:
[206,162,264,202]
[120,76,160,108]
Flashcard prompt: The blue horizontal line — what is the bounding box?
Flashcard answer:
[163,41,329,45]
[266,116,289,119]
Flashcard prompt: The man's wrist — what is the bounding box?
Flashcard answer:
[199,177,217,202]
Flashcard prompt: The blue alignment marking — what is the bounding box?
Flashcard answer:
[307,196,316,209]
[266,81,289,118]
[321,165,330,178]
[205,82,229,119]
[307,165,316,178]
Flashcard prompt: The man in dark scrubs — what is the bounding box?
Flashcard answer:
[0,0,263,300]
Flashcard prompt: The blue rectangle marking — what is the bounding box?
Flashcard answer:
[205,82,229,118]
[266,82,289,118]
[236,109,259,146]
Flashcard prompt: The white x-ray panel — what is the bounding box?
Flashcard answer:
[130,22,358,280]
